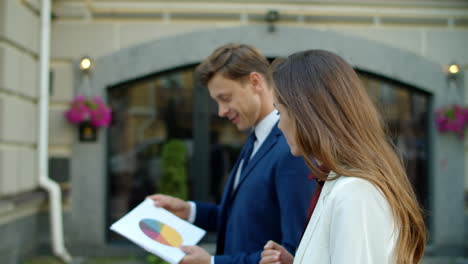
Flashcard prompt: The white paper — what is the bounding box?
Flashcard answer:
[110,199,206,264]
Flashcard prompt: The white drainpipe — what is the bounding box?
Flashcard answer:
[38,0,72,262]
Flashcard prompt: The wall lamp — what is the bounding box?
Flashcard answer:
[79,56,93,73]
[446,62,468,80]
[444,62,466,104]
[265,10,280,33]
[449,64,459,74]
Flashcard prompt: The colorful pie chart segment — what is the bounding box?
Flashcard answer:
[139,219,183,247]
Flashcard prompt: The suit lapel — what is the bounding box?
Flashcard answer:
[228,125,281,202]
[219,149,244,207]
[216,151,245,255]
[241,125,281,179]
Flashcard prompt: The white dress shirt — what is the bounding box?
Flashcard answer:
[233,109,279,190]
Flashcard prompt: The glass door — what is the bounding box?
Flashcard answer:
[106,66,245,241]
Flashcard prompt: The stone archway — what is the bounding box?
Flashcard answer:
[70,25,464,254]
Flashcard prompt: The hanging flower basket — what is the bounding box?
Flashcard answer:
[434,104,468,139]
[64,95,112,141]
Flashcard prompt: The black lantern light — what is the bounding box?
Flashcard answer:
[265,10,280,33]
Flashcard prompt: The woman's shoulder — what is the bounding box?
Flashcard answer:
[335,175,373,187]
[328,175,386,202]
[326,175,394,226]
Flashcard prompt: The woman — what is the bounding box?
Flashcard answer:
[260,50,426,264]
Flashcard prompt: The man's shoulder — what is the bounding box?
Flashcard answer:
[269,132,291,155]
[262,125,298,161]
[272,138,306,169]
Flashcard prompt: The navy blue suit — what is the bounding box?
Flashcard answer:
[195,124,315,264]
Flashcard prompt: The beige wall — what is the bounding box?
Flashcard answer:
[0,0,39,197]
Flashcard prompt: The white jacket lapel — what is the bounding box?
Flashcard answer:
[306,171,338,233]
[295,171,339,263]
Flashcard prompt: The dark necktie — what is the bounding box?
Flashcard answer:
[241,131,257,177]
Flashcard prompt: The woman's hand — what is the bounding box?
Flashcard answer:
[260,240,294,264]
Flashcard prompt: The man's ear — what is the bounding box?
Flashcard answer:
[248,72,265,93]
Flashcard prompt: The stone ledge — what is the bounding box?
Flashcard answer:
[0,201,14,215]
[0,188,70,221]
[0,190,46,224]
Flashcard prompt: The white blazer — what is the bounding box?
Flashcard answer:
[294,172,398,264]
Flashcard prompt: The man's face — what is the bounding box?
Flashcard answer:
[207,73,262,131]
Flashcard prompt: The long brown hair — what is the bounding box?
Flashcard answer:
[272,50,426,263]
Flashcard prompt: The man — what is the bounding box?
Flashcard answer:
[149,43,315,264]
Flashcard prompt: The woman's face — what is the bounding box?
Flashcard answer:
[274,102,300,156]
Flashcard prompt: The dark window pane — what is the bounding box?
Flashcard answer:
[359,72,430,210]
[106,66,245,242]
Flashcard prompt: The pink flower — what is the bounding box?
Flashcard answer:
[64,95,112,128]
[435,104,468,139]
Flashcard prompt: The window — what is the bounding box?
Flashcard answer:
[360,71,430,210]
[106,66,431,242]
[106,66,245,241]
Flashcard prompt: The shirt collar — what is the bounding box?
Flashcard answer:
[253,109,279,143]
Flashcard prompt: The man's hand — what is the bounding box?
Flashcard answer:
[146,194,190,220]
[179,245,211,264]
[260,240,294,264]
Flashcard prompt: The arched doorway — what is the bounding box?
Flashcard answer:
[105,65,431,242]
[70,25,464,252]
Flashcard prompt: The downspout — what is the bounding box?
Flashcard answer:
[38,0,72,262]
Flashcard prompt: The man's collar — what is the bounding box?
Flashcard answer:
[253,109,279,143]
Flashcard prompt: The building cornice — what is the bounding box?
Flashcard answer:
[49,0,468,25]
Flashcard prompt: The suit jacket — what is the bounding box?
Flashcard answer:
[294,172,397,264]
[194,125,315,264]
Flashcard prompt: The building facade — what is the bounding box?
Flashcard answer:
[1,0,468,262]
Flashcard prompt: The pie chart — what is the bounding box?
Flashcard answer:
[139,219,183,247]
